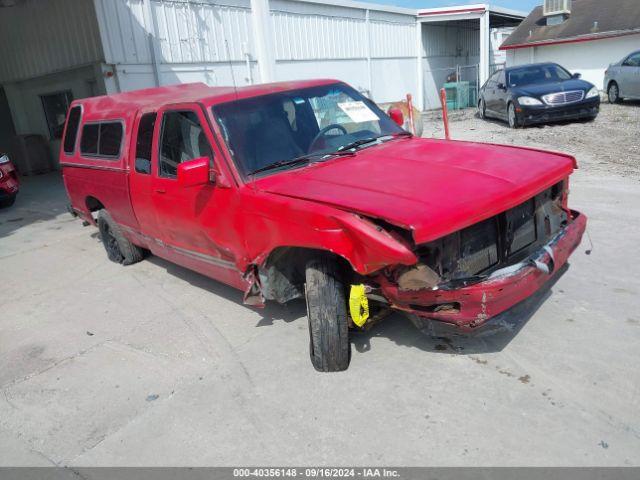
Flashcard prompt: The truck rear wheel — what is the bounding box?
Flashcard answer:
[305,256,350,372]
[97,210,144,265]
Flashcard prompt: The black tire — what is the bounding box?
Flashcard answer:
[608,82,622,104]
[507,102,519,129]
[305,256,350,372]
[0,194,16,208]
[478,98,486,119]
[97,210,144,265]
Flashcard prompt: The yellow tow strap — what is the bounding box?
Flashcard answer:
[349,284,370,327]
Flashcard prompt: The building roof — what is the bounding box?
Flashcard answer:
[293,0,417,16]
[501,0,640,50]
[418,3,526,19]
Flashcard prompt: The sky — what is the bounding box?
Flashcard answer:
[358,0,540,13]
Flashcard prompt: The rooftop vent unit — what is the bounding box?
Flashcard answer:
[543,0,572,16]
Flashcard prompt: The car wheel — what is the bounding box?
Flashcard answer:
[608,82,621,104]
[0,193,16,208]
[305,256,350,372]
[507,103,519,129]
[478,99,486,119]
[97,210,145,265]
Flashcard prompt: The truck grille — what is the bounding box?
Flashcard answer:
[416,182,568,284]
[542,90,585,105]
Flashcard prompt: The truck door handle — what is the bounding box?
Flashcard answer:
[154,188,166,194]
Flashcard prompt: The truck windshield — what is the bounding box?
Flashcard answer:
[213,83,403,177]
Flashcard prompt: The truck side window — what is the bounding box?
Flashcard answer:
[80,121,123,158]
[99,122,123,157]
[63,106,81,154]
[159,110,213,178]
[80,124,99,155]
[135,113,156,174]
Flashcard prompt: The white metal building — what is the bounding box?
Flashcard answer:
[0,0,525,170]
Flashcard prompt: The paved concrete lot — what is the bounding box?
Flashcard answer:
[1,104,640,466]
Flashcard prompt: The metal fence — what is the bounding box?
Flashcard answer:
[489,62,506,76]
[423,63,479,111]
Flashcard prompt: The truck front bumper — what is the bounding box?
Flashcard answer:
[379,211,586,330]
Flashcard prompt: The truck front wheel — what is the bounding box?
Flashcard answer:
[97,210,145,265]
[305,256,350,372]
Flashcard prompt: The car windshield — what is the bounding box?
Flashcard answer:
[213,83,403,177]
[508,64,572,87]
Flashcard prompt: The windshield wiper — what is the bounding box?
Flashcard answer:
[248,157,311,176]
[337,131,413,152]
[247,151,354,176]
[393,131,414,138]
[337,136,383,152]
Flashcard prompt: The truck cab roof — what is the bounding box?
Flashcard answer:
[72,79,342,121]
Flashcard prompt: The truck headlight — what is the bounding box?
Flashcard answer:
[517,96,543,106]
[586,87,599,99]
[0,154,9,164]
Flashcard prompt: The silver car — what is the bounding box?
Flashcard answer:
[604,50,640,103]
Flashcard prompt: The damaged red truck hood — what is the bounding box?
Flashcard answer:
[257,138,576,244]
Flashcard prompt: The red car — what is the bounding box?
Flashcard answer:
[61,80,586,371]
[0,153,19,208]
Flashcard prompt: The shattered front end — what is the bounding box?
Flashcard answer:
[372,181,586,330]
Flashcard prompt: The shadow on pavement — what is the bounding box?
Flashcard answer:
[0,172,69,240]
[145,255,306,325]
[148,247,569,358]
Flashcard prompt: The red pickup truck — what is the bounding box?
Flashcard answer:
[61,80,586,372]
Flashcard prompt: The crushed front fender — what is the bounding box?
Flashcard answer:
[377,211,587,330]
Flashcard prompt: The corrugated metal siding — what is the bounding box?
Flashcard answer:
[152,1,252,63]
[95,0,416,64]
[272,11,367,60]
[97,0,151,64]
[370,21,416,58]
[0,0,103,83]
[95,0,253,64]
[272,13,416,60]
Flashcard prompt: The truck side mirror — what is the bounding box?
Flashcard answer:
[572,72,581,79]
[388,107,404,127]
[177,156,210,188]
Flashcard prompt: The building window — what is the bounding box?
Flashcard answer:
[41,91,73,140]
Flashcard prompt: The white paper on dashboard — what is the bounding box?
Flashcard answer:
[338,101,379,123]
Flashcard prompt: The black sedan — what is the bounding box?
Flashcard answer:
[478,63,600,128]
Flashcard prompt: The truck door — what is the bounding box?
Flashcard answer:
[129,110,161,241]
[150,103,234,268]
